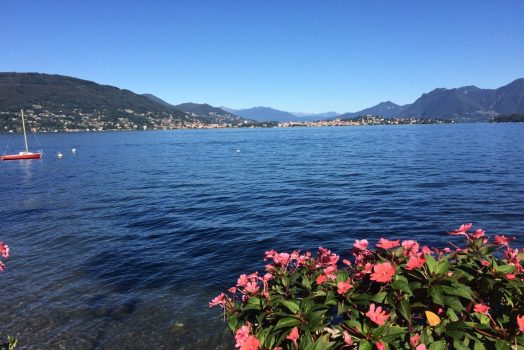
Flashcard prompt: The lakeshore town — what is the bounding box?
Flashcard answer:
[0,108,453,133]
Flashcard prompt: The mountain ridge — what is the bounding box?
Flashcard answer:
[140,94,249,125]
[222,106,338,122]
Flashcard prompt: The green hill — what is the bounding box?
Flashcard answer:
[0,73,201,131]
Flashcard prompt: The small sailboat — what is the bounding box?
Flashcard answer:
[1,110,42,161]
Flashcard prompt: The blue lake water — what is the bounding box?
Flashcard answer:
[1,124,524,349]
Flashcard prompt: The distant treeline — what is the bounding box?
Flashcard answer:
[490,114,524,123]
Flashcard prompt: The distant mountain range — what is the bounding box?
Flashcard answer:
[340,78,524,121]
[226,78,524,122]
[222,106,299,122]
[221,106,339,122]
[140,95,248,125]
[1,73,523,131]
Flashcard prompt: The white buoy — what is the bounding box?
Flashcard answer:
[236,149,241,153]
[72,148,76,153]
[57,152,63,159]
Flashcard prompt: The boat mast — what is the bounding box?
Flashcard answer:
[21,109,29,153]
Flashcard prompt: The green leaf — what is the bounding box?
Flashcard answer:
[495,340,511,350]
[392,278,412,295]
[397,299,412,324]
[359,340,372,350]
[281,275,290,287]
[446,308,459,322]
[379,326,407,342]
[243,297,262,310]
[428,340,447,350]
[313,333,336,350]
[475,313,490,325]
[453,340,469,350]
[436,260,449,275]
[443,283,475,301]
[495,264,516,274]
[227,314,238,332]
[369,292,387,303]
[443,295,464,312]
[274,317,300,331]
[308,310,328,331]
[280,300,300,314]
[429,285,445,306]
[474,340,487,350]
[302,274,312,290]
[425,254,438,274]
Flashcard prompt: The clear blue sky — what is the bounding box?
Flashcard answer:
[1,0,523,113]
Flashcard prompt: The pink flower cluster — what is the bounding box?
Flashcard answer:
[451,224,523,275]
[210,224,524,349]
[235,322,260,350]
[0,241,9,271]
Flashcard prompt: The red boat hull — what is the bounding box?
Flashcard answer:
[1,153,42,160]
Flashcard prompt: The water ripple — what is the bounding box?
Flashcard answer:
[1,124,524,348]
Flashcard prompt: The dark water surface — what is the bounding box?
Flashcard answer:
[1,124,524,349]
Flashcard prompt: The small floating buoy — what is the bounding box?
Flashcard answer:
[57,152,63,159]
[236,149,241,153]
[72,148,76,153]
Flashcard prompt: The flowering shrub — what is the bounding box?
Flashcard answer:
[210,225,524,350]
[0,240,17,350]
[0,241,9,272]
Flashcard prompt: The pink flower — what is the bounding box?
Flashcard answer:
[264,250,277,260]
[343,330,353,345]
[494,235,513,246]
[406,255,425,270]
[0,242,9,259]
[286,326,299,348]
[471,229,485,239]
[240,335,260,350]
[376,238,400,250]
[337,279,353,295]
[316,274,327,285]
[209,293,226,308]
[354,239,369,250]
[376,341,385,350]
[370,262,396,283]
[366,303,390,326]
[317,247,339,266]
[505,248,520,264]
[402,240,420,256]
[362,262,373,274]
[323,265,336,275]
[506,274,516,280]
[0,261,4,271]
[244,281,259,294]
[416,345,427,350]
[450,223,472,235]
[228,287,237,293]
[410,333,420,347]
[474,303,490,314]
[237,274,248,287]
[265,264,275,272]
[263,273,273,282]
[480,259,490,267]
[517,315,524,333]
[274,252,290,266]
[421,246,431,254]
[235,324,252,348]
